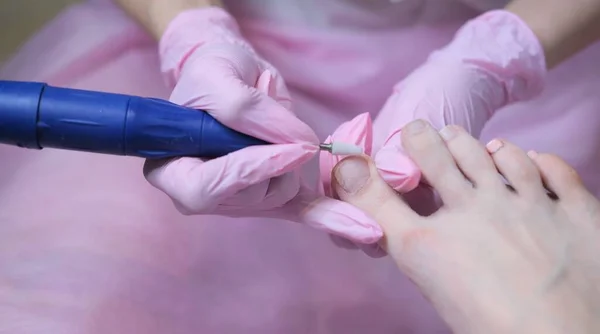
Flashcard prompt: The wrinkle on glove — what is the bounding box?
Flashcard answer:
[144,8,383,244]
[373,10,546,192]
[4,0,600,332]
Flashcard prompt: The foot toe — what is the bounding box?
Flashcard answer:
[528,152,589,201]
[401,120,472,206]
[439,125,501,188]
[485,139,544,198]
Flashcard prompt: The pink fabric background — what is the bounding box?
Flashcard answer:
[1,0,599,332]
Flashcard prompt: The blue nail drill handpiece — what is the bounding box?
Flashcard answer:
[0,80,269,159]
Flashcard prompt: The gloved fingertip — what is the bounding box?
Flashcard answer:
[300,195,383,244]
[329,231,387,259]
[343,223,383,246]
[374,146,422,193]
[329,234,387,258]
[142,157,184,189]
[380,168,421,193]
[327,113,373,156]
[321,216,383,244]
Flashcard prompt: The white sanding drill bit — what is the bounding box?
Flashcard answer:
[319,142,363,155]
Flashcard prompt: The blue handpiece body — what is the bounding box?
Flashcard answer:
[0,80,269,159]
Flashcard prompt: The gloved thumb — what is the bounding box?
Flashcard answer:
[331,155,419,243]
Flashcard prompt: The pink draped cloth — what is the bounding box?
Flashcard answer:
[1,0,599,332]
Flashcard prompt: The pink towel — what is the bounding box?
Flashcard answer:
[0,1,599,332]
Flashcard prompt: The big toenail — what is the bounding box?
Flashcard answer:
[405,120,426,135]
[439,126,458,141]
[486,139,504,154]
[527,150,538,159]
[334,156,371,194]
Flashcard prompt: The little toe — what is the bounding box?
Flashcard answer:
[486,139,545,198]
[527,152,591,202]
[439,125,502,188]
[402,120,472,206]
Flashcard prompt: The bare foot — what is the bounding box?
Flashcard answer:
[332,120,600,334]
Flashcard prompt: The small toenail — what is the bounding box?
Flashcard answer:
[405,120,426,135]
[527,150,538,159]
[486,139,504,154]
[439,126,458,141]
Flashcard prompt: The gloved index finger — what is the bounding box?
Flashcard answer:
[170,60,319,146]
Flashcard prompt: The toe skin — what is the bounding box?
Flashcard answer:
[486,139,545,199]
[529,152,600,227]
[439,125,502,189]
[528,152,588,200]
[401,120,472,206]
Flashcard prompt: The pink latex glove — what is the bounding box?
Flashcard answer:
[321,10,547,256]
[143,8,382,243]
[373,10,547,192]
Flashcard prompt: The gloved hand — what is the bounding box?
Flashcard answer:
[143,7,383,243]
[373,10,547,192]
